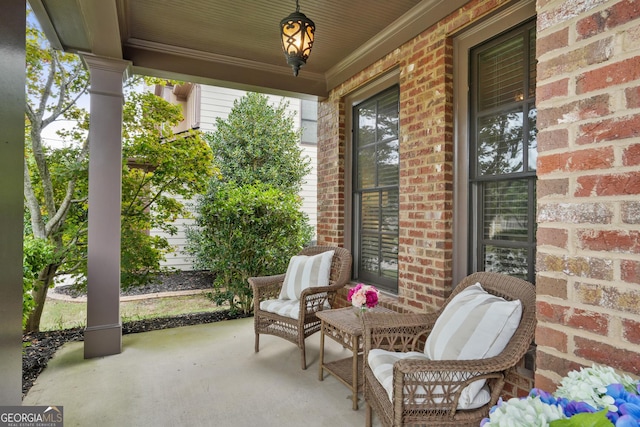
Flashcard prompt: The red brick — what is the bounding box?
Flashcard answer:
[537,129,568,151]
[538,38,614,81]
[577,57,640,94]
[537,27,569,56]
[535,349,583,382]
[579,229,640,253]
[501,381,515,397]
[626,86,640,108]
[578,115,640,144]
[621,259,640,284]
[537,94,610,129]
[537,78,569,103]
[623,144,640,166]
[537,227,568,248]
[536,276,568,299]
[537,178,569,198]
[535,373,559,394]
[566,308,609,335]
[507,367,535,398]
[537,147,614,174]
[575,172,640,197]
[577,0,640,40]
[537,301,568,324]
[536,325,568,352]
[575,336,640,376]
[622,318,640,345]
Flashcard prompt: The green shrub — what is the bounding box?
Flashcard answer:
[187,182,313,314]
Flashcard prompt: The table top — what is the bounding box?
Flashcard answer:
[317,306,394,336]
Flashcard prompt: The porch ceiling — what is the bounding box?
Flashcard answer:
[29,0,469,98]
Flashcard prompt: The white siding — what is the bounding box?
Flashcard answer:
[153,85,318,270]
[150,194,198,271]
[300,143,317,231]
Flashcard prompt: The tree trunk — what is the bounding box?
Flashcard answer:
[25,263,59,333]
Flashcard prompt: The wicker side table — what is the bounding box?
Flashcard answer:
[317,306,393,410]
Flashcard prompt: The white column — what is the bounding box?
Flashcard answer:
[83,55,130,359]
[0,0,26,405]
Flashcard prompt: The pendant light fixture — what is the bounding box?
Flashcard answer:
[280,0,315,77]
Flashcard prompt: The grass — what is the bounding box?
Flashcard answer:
[41,292,226,331]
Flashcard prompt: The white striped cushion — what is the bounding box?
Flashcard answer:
[367,349,492,409]
[424,282,522,360]
[279,250,334,300]
[260,299,301,319]
[259,298,330,320]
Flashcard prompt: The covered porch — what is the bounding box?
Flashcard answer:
[24,317,382,426]
[3,0,640,411]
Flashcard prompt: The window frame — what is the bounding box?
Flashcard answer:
[344,68,400,294]
[452,0,536,285]
[468,19,537,283]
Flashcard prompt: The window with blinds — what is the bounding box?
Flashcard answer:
[353,86,399,292]
[469,19,537,283]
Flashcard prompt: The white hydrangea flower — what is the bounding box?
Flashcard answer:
[554,364,635,412]
[483,396,565,427]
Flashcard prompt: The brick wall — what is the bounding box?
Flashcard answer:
[318,0,516,310]
[317,0,535,398]
[319,0,640,399]
[535,0,640,390]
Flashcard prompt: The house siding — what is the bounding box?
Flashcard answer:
[317,0,640,398]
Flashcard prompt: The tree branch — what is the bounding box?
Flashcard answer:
[24,158,46,239]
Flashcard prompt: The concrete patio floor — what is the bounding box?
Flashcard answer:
[24,316,382,426]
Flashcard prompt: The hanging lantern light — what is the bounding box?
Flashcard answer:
[280,0,315,77]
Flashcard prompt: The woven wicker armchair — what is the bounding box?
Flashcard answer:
[362,272,536,427]
[250,246,352,370]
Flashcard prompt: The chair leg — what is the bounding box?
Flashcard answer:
[300,344,307,370]
[365,403,372,427]
[255,333,259,353]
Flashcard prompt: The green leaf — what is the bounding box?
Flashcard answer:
[550,411,614,427]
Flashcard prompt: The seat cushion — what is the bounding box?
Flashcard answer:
[260,298,330,320]
[424,282,522,360]
[279,250,335,300]
[367,349,491,409]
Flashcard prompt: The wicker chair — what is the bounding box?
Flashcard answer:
[362,272,536,427]
[249,246,352,370]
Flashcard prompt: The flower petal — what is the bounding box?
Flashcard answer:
[619,403,640,418]
[615,415,637,427]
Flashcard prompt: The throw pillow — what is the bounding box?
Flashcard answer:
[424,282,522,360]
[279,250,335,300]
[423,282,522,407]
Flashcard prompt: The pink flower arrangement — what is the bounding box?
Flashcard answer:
[348,283,380,310]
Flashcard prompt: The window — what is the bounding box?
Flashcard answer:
[352,86,400,292]
[468,19,537,283]
[300,99,317,145]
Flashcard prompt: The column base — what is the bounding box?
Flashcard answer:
[84,323,122,359]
